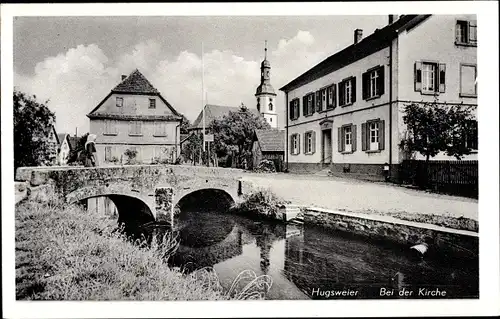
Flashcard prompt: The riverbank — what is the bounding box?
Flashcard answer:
[15,196,263,300]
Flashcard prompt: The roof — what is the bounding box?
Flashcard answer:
[280,15,431,92]
[190,104,261,130]
[111,69,159,94]
[180,133,191,144]
[87,69,181,119]
[57,133,68,148]
[256,83,276,96]
[254,129,285,152]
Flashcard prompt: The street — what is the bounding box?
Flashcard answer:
[241,173,478,221]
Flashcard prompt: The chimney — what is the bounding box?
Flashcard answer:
[388,15,399,24]
[354,29,363,44]
[121,74,127,81]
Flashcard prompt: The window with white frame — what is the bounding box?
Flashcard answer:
[129,121,142,135]
[363,66,385,100]
[154,121,167,136]
[307,94,314,115]
[456,20,477,46]
[321,88,327,110]
[327,84,335,109]
[421,63,436,93]
[116,97,123,107]
[289,98,300,120]
[339,77,355,106]
[104,120,118,135]
[464,120,478,150]
[291,134,299,155]
[460,64,477,97]
[305,131,315,154]
[369,121,379,150]
[344,126,352,152]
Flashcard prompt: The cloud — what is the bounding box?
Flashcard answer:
[14,30,335,134]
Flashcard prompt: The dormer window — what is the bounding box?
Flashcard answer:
[149,98,156,109]
[116,97,123,107]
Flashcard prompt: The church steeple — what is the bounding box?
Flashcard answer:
[255,40,277,129]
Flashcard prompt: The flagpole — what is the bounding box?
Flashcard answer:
[202,42,206,153]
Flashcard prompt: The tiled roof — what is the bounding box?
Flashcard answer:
[112,69,159,94]
[254,129,285,152]
[191,104,261,130]
[57,133,68,148]
[280,15,430,92]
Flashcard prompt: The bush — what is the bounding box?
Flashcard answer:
[231,189,289,220]
[254,159,276,173]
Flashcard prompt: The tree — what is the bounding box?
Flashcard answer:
[14,90,56,169]
[211,103,271,168]
[67,133,89,165]
[124,148,138,165]
[180,114,192,134]
[400,100,477,185]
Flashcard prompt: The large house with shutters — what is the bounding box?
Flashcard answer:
[87,69,183,165]
[280,14,477,178]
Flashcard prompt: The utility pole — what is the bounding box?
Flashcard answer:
[201,42,205,154]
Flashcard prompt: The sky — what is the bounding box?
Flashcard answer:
[14,15,389,134]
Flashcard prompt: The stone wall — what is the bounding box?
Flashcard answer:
[303,207,478,260]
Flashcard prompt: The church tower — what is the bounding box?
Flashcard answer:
[255,41,278,129]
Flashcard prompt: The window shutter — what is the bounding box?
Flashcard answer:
[332,84,337,108]
[327,86,332,108]
[351,77,357,103]
[303,96,307,116]
[361,122,367,151]
[289,101,294,120]
[352,125,357,152]
[338,127,343,152]
[339,82,345,106]
[312,131,316,154]
[297,134,301,154]
[362,71,369,100]
[311,94,316,114]
[290,135,293,154]
[414,61,422,92]
[315,91,321,112]
[469,20,477,44]
[304,133,307,154]
[379,120,385,150]
[438,63,446,93]
[379,66,385,96]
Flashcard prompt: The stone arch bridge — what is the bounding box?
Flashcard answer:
[15,165,256,225]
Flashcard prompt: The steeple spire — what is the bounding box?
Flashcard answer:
[264,40,267,60]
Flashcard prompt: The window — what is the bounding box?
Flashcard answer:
[464,120,478,150]
[153,146,166,160]
[105,146,115,162]
[337,124,356,153]
[363,66,385,100]
[302,93,315,116]
[129,121,142,136]
[149,98,156,109]
[326,84,336,109]
[154,121,167,136]
[269,103,273,111]
[460,64,477,97]
[369,121,379,150]
[414,61,446,94]
[338,77,356,107]
[104,120,118,135]
[344,126,352,152]
[257,97,261,112]
[304,131,316,154]
[362,119,385,151]
[269,118,272,122]
[316,88,327,111]
[116,97,123,107]
[289,98,300,120]
[290,133,300,155]
[456,20,477,46]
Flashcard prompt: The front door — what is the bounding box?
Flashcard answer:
[322,129,332,165]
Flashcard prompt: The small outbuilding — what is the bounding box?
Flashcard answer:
[251,129,285,172]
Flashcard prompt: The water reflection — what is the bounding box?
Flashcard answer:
[157,210,478,300]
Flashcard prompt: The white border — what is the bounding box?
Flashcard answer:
[2,2,499,318]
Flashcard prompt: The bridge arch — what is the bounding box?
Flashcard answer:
[175,188,235,214]
[66,184,156,223]
[173,178,240,211]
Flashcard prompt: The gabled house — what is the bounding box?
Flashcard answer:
[87,69,183,165]
[280,15,477,177]
[57,133,72,165]
[251,129,285,171]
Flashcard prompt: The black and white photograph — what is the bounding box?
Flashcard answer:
[1,2,499,318]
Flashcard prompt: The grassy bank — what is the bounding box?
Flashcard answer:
[15,195,270,300]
